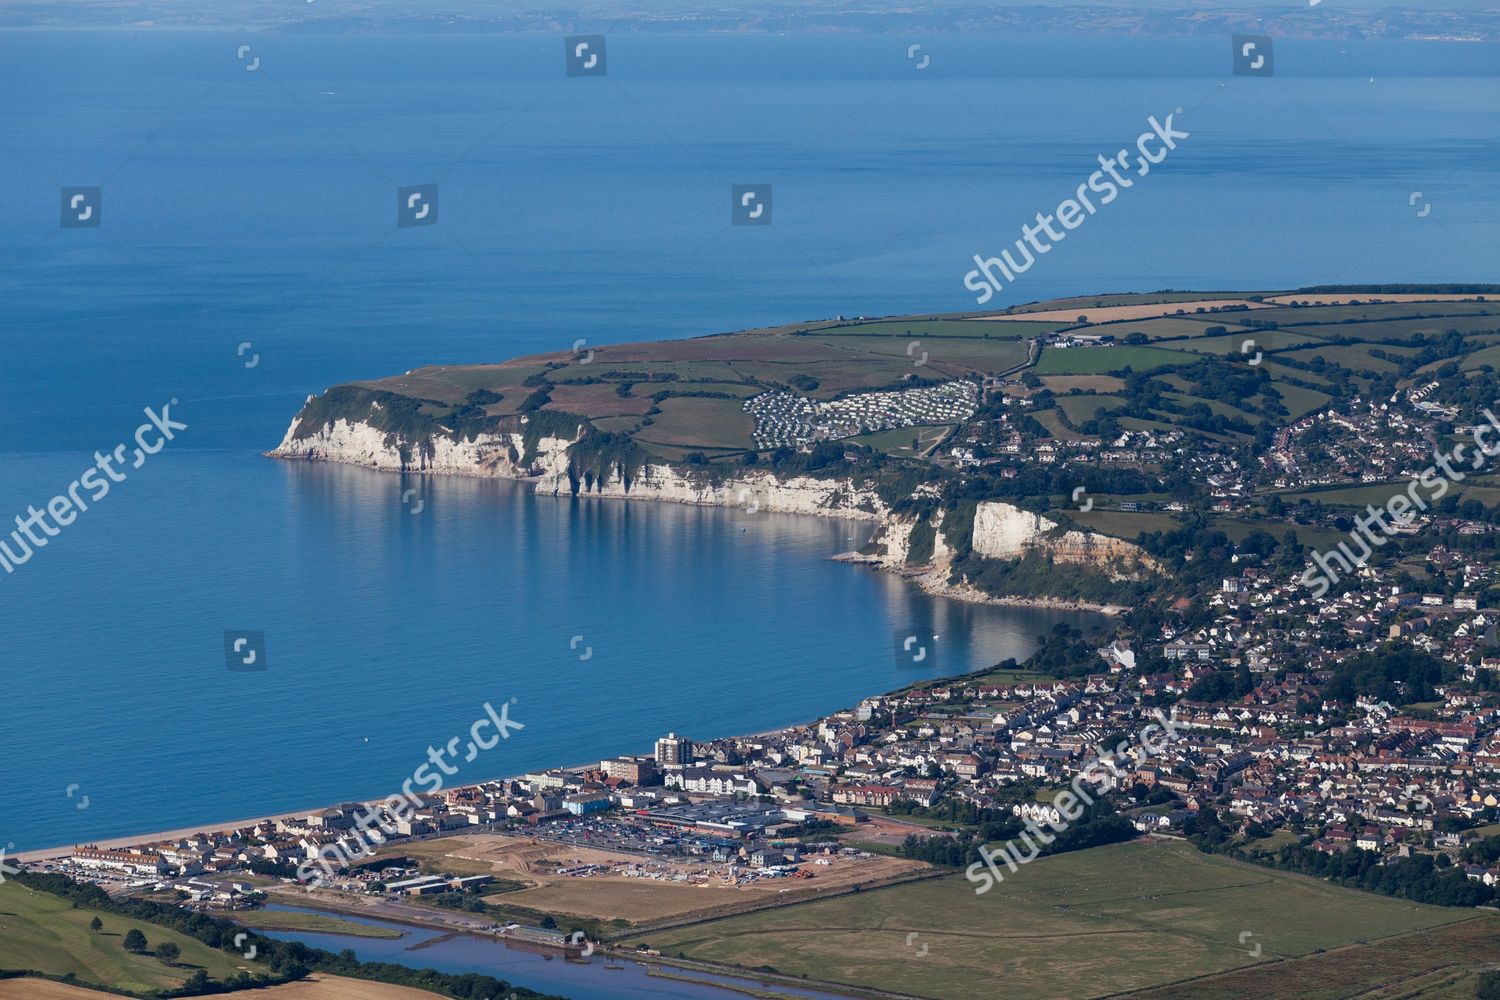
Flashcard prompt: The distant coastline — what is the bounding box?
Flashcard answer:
[8,6,1500,43]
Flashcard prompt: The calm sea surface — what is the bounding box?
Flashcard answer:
[0,32,1496,852]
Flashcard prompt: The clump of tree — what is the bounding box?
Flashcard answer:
[1189,808,1494,908]
[1325,644,1453,705]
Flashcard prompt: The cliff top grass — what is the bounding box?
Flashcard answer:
[291,287,1500,464]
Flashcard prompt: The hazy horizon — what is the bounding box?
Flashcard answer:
[5,0,1500,32]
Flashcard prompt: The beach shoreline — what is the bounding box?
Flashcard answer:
[12,568,1111,863]
[12,728,820,865]
[831,551,1126,615]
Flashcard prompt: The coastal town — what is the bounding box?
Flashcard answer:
[32,533,1500,920]
[11,292,1500,999]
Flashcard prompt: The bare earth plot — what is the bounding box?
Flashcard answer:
[383,834,926,926]
[632,840,1469,1000]
[490,852,924,926]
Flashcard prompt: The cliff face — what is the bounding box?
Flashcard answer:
[270,412,1148,607]
[855,500,1154,610]
[271,412,566,479]
[270,412,887,520]
[547,463,886,520]
[970,501,1157,580]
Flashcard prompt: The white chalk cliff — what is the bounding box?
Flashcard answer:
[270,411,887,520]
[970,501,1156,578]
[271,407,1151,607]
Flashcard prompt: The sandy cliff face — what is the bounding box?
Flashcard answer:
[971,500,1157,579]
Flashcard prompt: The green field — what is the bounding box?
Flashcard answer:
[1279,342,1419,373]
[1055,394,1126,423]
[631,840,1465,1000]
[965,667,1055,686]
[1085,317,1249,342]
[1118,415,1179,435]
[800,334,1030,373]
[1259,356,1333,386]
[637,396,756,450]
[0,881,250,993]
[232,909,402,939]
[1034,408,1093,441]
[1462,342,1500,370]
[1003,291,1250,314]
[1271,382,1334,420]
[807,319,1058,340]
[1167,329,1330,356]
[1033,345,1187,375]
[1284,314,1500,344]
[1134,916,1500,1000]
[294,289,1500,463]
[847,423,954,455]
[1283,481,1415,508]
[1209,516,1345,550]
[1071,509,1182,538]
[1039,375,1126,394]
[1161,391,1259,423]
[1241,302,1499,328]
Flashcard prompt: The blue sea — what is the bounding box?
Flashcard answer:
[0,32,1497,854]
